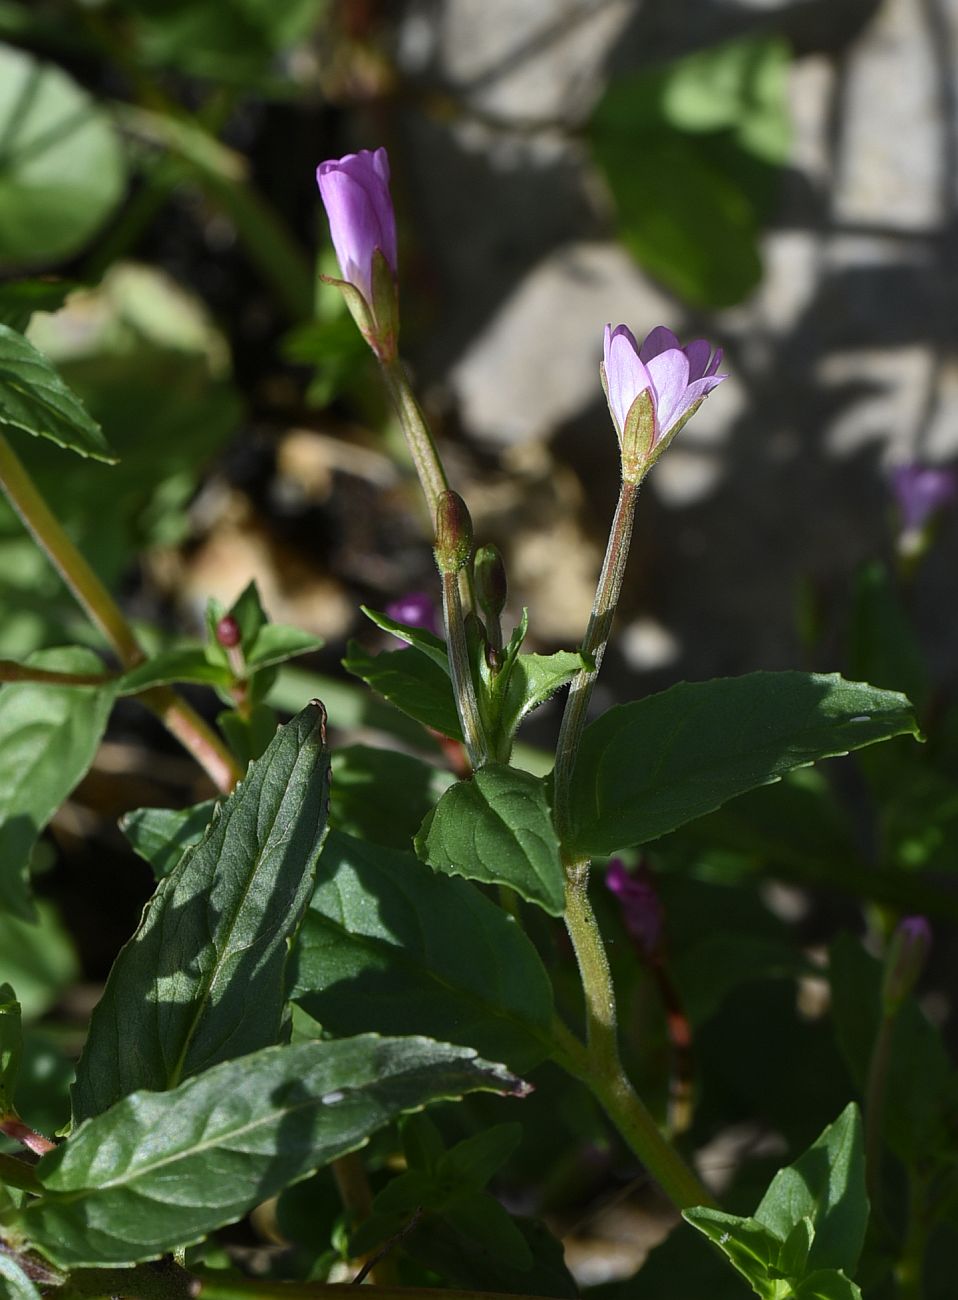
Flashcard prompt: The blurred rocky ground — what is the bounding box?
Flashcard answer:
[337,0,958,724]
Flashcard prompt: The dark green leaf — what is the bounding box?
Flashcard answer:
[0,325,113,461]
[566,672,920,858]
[754,1104,868,1275]
[681,1207,782,1296]
[777,1216,814,1278]
[0,647,116,919]
[0,45,126,268]
[442,1190,531,1270]
[344,640,462,740]
[72,702,331,1122]
[0,982,21,1112]
[416,765,564,915]
[117,646,231,694]
[792,1271,862,1300]
[290,832,555,1073]
[119,800,217,879]
[437,1123,523,1192]
[329,744,453,849]
[672,932,805,1027]
[22,1036,526,1267]
[407,1212,577,1298]
[0,280,77,333]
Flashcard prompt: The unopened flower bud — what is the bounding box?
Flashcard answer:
[215,615,242,649]
[434,491,474,575]
[882,915,932,1015]
[474,545,507,623]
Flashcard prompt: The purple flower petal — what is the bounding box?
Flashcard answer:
[317,147,397,303]
[385,591,440,636]
[646,348,690,440]
[606,327,652,437]
[606,858,663,957]
[683,339,715,382]
[639,326,681,363]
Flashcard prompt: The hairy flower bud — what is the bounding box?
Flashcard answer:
[602,324,725,483]
[434,491,474,575]
[474,544,507,623]
[882,915,932,1014]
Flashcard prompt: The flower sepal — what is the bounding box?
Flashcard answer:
[620,388,656,485]
[369,245,399,362]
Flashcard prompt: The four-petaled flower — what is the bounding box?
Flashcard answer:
[602,324,725,481]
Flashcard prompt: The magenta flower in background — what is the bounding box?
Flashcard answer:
[385,591,440,637]
[602,324,725,462]
[605,858,664,959]
[317,148,397,304]
[889,463,957,533]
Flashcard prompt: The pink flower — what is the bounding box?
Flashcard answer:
[317,148,397,305]
[605,858,663,959]
[602,324,725,467]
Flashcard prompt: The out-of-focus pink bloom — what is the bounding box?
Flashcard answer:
[317,148,397,305]
[605,858,664,959]
[890,464,957,533]
[602,325,725,460]
[385,592,440,637]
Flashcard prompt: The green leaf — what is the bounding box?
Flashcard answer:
[496,650,586,742]
[329,744,454,849]
[0,903,78,1021]
[71,702,331,1122]
[777,1217,814,1279]
[21,1036,526,1268]
[0,44,126,268]
[416,765,564,915]
[0,325,114,461]
[117,645,232,694]
[217,701,278,766]
[0,647,116,919]
[0,280,77,333]
[755,1104,868,1275]
[437,1123,523,1192]
[566,672,920,859]
[290,832,555,1073]
[0,1254,41,1300]
[682,1207,782,1296]
[442,1189,532,1271]
[672,931,805,1027]
[590,37,789,308]
[408,1212,577,1298]
[0,982,21,1112]
[344,640,462,740]
[119,799,217,879]
[361,605,448,671]
[792,1271,862,1300]
[245,623,323,672]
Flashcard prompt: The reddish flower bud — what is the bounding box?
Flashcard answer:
[215,615,242,649]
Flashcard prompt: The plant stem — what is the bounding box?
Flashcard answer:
[378,358,449,522]
[0,660,115,686]
[0,435,144,666]
[550,1007,713,1211]
[440,570,485,768]
[864,1004,897,1215]
[552,478,639,847]
[0,1115,55,1157]
[896,1172,929,1300]
[0,435,242,795]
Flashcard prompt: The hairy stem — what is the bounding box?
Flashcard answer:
[552,478,639,847]
[378,358,450,522]
[440,570,485,768]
